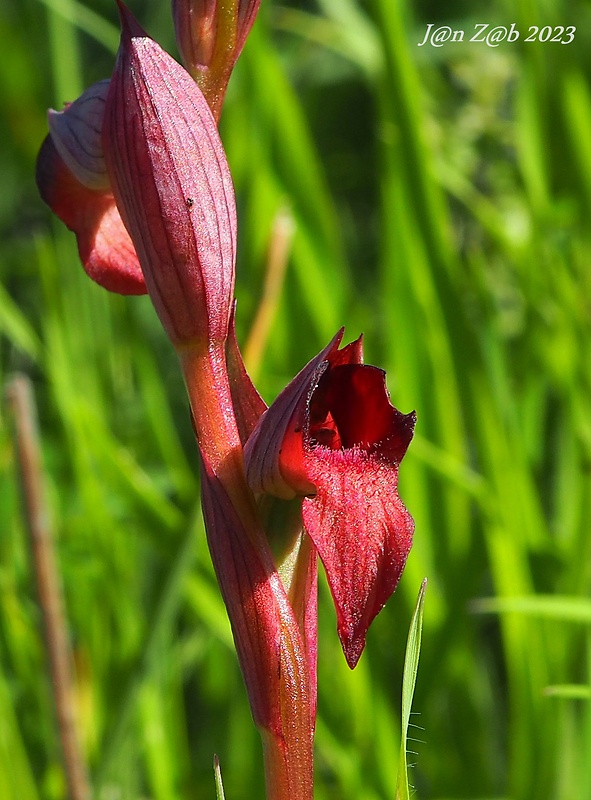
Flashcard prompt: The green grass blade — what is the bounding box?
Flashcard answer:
[36,0,119,55]
[471,595,591,623]
[93,512,199,792]
[0,282,42,362]
[543,685,591,700]
[214,754,227,800]
[396,578,427,800]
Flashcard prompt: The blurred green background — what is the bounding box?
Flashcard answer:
[2,0,591,797]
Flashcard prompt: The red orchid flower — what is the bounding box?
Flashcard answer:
[37,6,236,349]
[35,0,260,296]
[244,330,416,667]
[103,7,236,349]
[172,0,262,120]
[35,81,145,295]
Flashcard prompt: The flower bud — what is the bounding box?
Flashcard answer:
[172,0,262,119]
[103,5,237,348]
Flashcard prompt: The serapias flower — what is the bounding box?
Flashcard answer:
[244,330,416,668]
[172,0,262,120]
[37,5,236,349]
[103,6,236,349]
[35,81,145,295]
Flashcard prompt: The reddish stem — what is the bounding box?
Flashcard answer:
[179,342,314,800]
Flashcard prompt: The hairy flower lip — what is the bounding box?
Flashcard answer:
[306,361,416,461]
[301,443,414,668]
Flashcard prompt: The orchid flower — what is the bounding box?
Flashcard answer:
[35,0,256,294]
[245,330,416,667]
[172,0,261,120]
[103,10,237,349]
[35,81,145,295]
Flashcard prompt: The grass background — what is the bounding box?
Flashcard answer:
[2,0,591,797]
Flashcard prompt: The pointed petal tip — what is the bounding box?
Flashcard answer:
[341,631,366,670]
[115,0,146,39]
[343,577,427,670]
[335,327,346,347]
[396,408,418,459]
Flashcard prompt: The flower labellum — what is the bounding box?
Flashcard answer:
[244,331,416,668]
[35,81,145,295]
[103,5,237,349]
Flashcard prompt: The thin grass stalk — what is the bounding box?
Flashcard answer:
[243,206,295,380]
[6,375,90,800]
